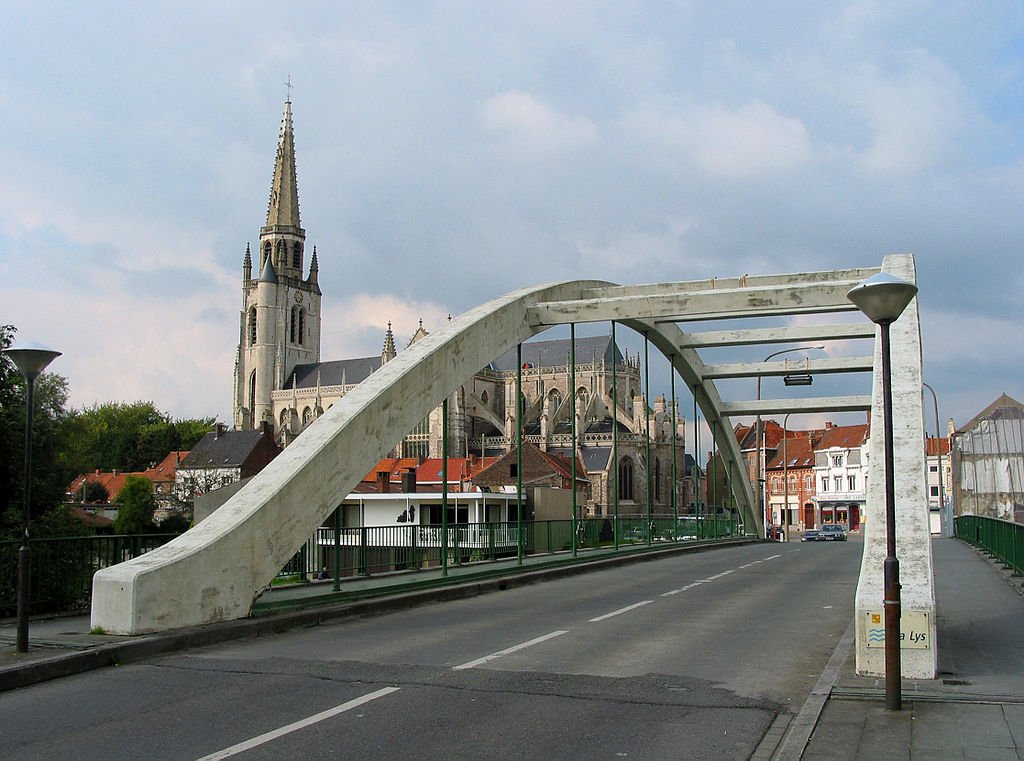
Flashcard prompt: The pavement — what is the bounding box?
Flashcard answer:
[2,536,1023,760]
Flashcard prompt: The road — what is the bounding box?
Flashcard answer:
[0,539,862,760]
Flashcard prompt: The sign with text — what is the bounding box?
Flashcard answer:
[864,610,930,649]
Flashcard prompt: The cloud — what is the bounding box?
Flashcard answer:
[844,49,966,174]
[620,100,812,178]
[479,90,597,152]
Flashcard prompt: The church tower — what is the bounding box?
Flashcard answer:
[233,99,322,431]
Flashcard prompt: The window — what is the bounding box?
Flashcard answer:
[248,307,257,345]
[820,477,829,492]
[834,476,842,492]
[930,486,939,497]
[289,307,297,343]
[772,477,781,493]
[292,241,302,269]
[805,475,813,490]
[929,464,938,473]
[848,475,856,491]
[654,459,661,502]
[290,307,305,345]
[831,454,843,467]
[248,370,256,419]
[275,240,286,265]
[262,241,271,269]
[618,457,634,501]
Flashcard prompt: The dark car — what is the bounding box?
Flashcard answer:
[801,529,820,542]
[818,524,847,541]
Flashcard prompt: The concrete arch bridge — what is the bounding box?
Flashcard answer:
[92,253,934,679]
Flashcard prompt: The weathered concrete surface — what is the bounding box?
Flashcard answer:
[854,253,936,679]
[91,281,610,634]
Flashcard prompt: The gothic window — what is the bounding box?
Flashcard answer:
[248,370,257,420]
[302,407,313,426]
[298,309,305,344]
[289,307,296,343]
[292,241,302,269]
[618,457,634,501]
[275,240,286,265]
[548,388,562,413]
[248,307,257,345]
[262,241,271,269]
[481,390,489,406]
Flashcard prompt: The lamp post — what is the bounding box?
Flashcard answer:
[848,272,918,712]
[756,345,823,540]
[2,341,61,653]
[922,382,946,533]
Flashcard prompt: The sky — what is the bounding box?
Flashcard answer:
[2,2,1022,440]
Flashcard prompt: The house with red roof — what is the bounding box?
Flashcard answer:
[811,421,870,531]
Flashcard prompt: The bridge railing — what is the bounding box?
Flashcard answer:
[0,533,179,617]
[276,514,742,583]
[955,514,1024,576]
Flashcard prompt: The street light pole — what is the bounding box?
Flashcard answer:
[756,345,823,540]
[2,341,61,653]
[848,272,918,712]
[922,382,946,532]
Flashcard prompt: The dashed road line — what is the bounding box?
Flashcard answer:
[588,600,654,622]
[196,686,401,760]
[453,630,569,670]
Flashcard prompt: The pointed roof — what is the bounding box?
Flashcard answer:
[258,254,278,283]
[956,393,1024,435]
[382,322,397,363]
[264,100,302,230]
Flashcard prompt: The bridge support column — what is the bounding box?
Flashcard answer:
[854,254,937,679]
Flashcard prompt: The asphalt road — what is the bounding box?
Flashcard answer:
[0,538,862,760]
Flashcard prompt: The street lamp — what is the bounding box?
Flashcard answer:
[756,345,823,540]
[2,341,61,653]
[922,382,946,534]
[847,272,918,712]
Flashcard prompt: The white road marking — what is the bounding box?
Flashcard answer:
[588,600,653,622]
[661,581,705,596]
[196,686,400,760]
[453,630,569,670]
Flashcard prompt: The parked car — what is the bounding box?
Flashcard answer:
[801,528,820,542]
[818,524,847,541]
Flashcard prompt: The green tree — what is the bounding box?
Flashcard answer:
[114,475,157,534]
[1,325,76,540]
[78,481,110,503]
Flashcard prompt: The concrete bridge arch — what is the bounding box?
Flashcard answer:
[92,253,934,680]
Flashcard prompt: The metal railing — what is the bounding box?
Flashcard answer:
[277,514,743,583]
[0,515,745,614]
[0,533,179,617]
[955,514,1023,576]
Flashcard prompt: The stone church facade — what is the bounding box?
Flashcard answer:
[232,99,691,517]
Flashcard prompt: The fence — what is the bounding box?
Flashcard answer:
[0,534,178,617]
[0,514,743,614]
[279,514,742,583]
[955,514,1024,576]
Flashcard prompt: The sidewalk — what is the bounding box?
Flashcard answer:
[795,536,1024,761]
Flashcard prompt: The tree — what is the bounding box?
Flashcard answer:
[114,475,157,534]
[1,325,76,540]
[158,512,191,534]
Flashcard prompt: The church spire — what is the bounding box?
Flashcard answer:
[265,99,302,230]
[382,321,397,364]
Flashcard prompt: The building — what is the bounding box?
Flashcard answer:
[810,422,870,531]
[230,98,689,519]
[765,431,818,532]
[951,393,1024,523]
[175,423,281,503]
[67,450,190,521]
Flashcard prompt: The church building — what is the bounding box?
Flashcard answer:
[232,99,691,518]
